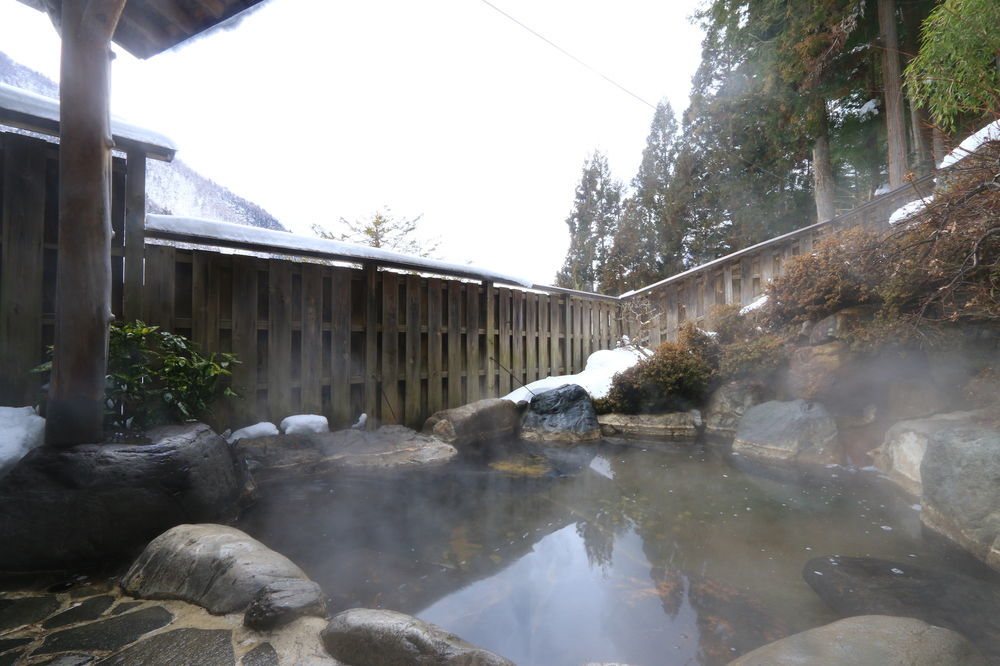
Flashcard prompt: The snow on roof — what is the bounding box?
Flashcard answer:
[146,215,535,287]
[939,118,1000,169]
[0,83,176,161]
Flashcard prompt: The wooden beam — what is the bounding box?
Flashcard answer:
[46,0,127,446]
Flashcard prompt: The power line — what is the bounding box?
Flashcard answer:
[478,0,656,110]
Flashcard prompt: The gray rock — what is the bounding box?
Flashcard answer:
[869,411,983,496]
[598,411,702,439]
[0,652,21,666]
[98,628,235,666]
[732,400,841,469]
[0,422,253,571]
[243,578,326,631]
[235,425,456,481]
[784,341,851,400]
[321,607,515,666]
[422,399,520,449]
[241,642,279,666]
[728,615,988,666]
[0,637,32,653]
[886,378,949,421]
[520,384,600,444]
[0,595,60,632]
[802,555,1000,656]
[33,606,173,656]
[36,656,94,666]
[122,524,313,615]
[42,595,115,629]
[704,380,771,438]
[921,424,1000,572]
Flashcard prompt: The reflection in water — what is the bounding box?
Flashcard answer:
[238,440,984,666]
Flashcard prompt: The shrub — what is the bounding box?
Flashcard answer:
[601,342,713,414]
[717,335,788,380]
[677,321,721,371]
[36,321,238,430]
[706,303,756,345]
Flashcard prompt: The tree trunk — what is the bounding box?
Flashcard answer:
[878,0,908,188]
[908,99,932,174]
[931,126,948,167]
[812,100,836,222]
[46,0,126,446]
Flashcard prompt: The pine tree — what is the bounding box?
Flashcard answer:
[556,152,622,292]
[312,208,439,258]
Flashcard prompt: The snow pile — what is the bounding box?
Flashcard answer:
[503,346,649,403]
[0,406,45,478]
[939,118,1000,169]
[889,197,933,225]
[740,294,768,315]
[227,421,279,443]
[280,414,330,435]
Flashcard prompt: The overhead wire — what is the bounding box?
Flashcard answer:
[477,0,656,110]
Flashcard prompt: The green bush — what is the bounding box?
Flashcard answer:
[601,342,713,414]
[37,321,238,430]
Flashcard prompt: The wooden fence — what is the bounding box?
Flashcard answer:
[621,174,936,344]
[0,125,620,430]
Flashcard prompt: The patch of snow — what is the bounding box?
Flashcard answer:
[0,82,176,157]
[227,422,279,443]
[740,294,768,315]
[352,413,368,430]
[858,99,880,118]
[0,406,45,478]
[939,118,1000,169]
[502,346,649,403]
[874,182,892,196]
[888,197,932,225]
[280,414,330,435]
[588,456,614,479]
[146,215,535,288]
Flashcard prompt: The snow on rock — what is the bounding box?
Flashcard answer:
[280,414,330,435]
[227,422,279,443]
[889,197,933,226]
[503,347,649,403]
[146,215,534,288]
[740,294,769,315]
[939,118,1000,169]
[0,406,45,478]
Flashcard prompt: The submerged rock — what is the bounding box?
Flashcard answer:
[235,425,456,480]
[728,615,989,666]
[422,399,520,449]
[598,410,701,439]
[732,400,841,471]
[920,424,1000,572]
[704,380,771,438]
[0,422,252,571]
[802,555,1000,656]
[122,524,315,615]
[869,410,983,496]
[520,384,600,444]
[321,608,514,666]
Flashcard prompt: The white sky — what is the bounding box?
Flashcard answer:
[0,0,704,285]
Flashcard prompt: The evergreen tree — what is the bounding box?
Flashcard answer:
[312,208,439,258]
[556,152,622,292]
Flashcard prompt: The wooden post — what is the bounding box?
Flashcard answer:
[123,148,145,322]
[46,0,127,445]
[484,282,495,397]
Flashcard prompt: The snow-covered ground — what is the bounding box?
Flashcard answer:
[0,406,44,478]
[503,346,649,403]
[939,118,1000,169]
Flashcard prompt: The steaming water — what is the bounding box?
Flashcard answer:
[237,440,989,665]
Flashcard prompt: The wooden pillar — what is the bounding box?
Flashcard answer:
[47,0,127,445]
[123,148,146,322]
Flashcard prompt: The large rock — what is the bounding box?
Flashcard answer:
[0,422,252,571]
[806,306,874,345]
[422,399,519,449]
[243,578,326,631]
[598,411,701,439]
[921,424,1000,572]
[869,411,983,496]
[802,555,1000,656]
[235,425,456,480]
[122,524,314,615]
[784,341,851,400]
[728,615,988,666]
[886,378,949,422]
[520,384,600,444]
[321,608,514,666]
[704,380,771,438]
[732,400,841,470]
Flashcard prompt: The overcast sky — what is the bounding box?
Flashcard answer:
[1,0,704,285]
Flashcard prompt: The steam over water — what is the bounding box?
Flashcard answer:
[237,440,991,665]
